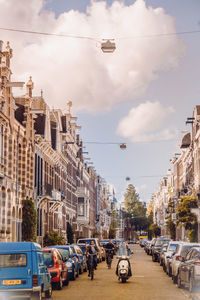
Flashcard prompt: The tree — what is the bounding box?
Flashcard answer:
[147,211,154,239]
[124,184,140,214]
[177,195,198,242]
[124,184,148,232]
[67,222,74,244]
[149,223,161,237]
[109,224,116,239]
[166,216,176,240]
[22,198,37,242]
[166,200,176,240]
[43,231,65,246]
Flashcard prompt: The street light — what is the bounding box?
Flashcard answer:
[120,143,127,150]
[101,39,116,53]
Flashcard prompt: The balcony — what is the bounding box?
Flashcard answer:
[76,187,89,198]
[77,215,89,225]
[52,190,61,201]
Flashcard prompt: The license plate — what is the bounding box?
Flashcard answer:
[3,280,21,285]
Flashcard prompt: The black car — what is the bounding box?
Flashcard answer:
[152,238,170,262]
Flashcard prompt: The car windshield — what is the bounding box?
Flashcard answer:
[156,239,169,246]
[57,249,69,260]
[78,239,95,245]
[43,252,54,268]
[168,244,178,252]
[0,253,27,268]
[78,245,86,253]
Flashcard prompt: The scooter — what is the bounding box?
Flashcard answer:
[116,255,132,283]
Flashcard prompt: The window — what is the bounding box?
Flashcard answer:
[43,252,54,268]
[0,253,27,268]
[185,250,193,261]
[37,252,44,265]
[0,125,4,164]
[78,197,85,216]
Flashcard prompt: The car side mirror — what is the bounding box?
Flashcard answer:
[178,257,185,262]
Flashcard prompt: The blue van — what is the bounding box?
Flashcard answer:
[0,242,52,300]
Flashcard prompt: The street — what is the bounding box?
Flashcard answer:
[51,245,196,300]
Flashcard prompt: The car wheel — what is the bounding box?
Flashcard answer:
[163,264,166,272]
[45,284,52,298]
[72,269,76,281]
[173,275,177,284]
[152,255,156,262]
[57,276,63,290]
[189,275,194,293]
[160,259,163,266]
[76,268,79,277]
[177,273,182,289]
[64,275,69,286]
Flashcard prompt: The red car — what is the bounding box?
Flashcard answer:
[43,248,69,289]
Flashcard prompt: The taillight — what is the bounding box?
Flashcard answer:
[32,275,38,286]
[76,255,79,261]
[176,256,185,261]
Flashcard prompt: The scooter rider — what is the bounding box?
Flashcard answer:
[116,242,132,276]
[87,240,98,276]
[105,239,115,266]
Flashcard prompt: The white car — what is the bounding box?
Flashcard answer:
[163,241,181,273]
[172,242,200,284]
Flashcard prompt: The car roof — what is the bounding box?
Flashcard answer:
[0,242,42,252]
[189,247,200,251]
[42,247,57,252]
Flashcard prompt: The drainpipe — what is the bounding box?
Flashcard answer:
[16,125,20,241]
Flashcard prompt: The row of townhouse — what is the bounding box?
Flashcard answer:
[151,105,200,241]
[0,40,112,243]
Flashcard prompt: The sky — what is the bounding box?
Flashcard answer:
[0,0,200,204]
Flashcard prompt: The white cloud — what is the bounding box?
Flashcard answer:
[136,184,147,193]
[116,101,178,142]
[0,0,185,112]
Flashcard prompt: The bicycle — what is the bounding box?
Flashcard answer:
[88,253,96,280]
[106,249,114,269]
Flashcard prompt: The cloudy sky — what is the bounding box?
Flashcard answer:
[1,0,200,204]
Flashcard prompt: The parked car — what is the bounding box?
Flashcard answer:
[53,245,79,280]
[0,242,52,300]
[144,240,151,254]
[100,245,106,261]
[172,243,200,284]
[70,245,85,274]
[53,247,76,279]
[77,243,88,271]
[100,240,109,248]
[163,241,180,274]
[149,238,157,256]
[77,238,102,262]
[152,238,170,262]
[177,247,200,292]
[42,248,68,289]
[159,243,169,266]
